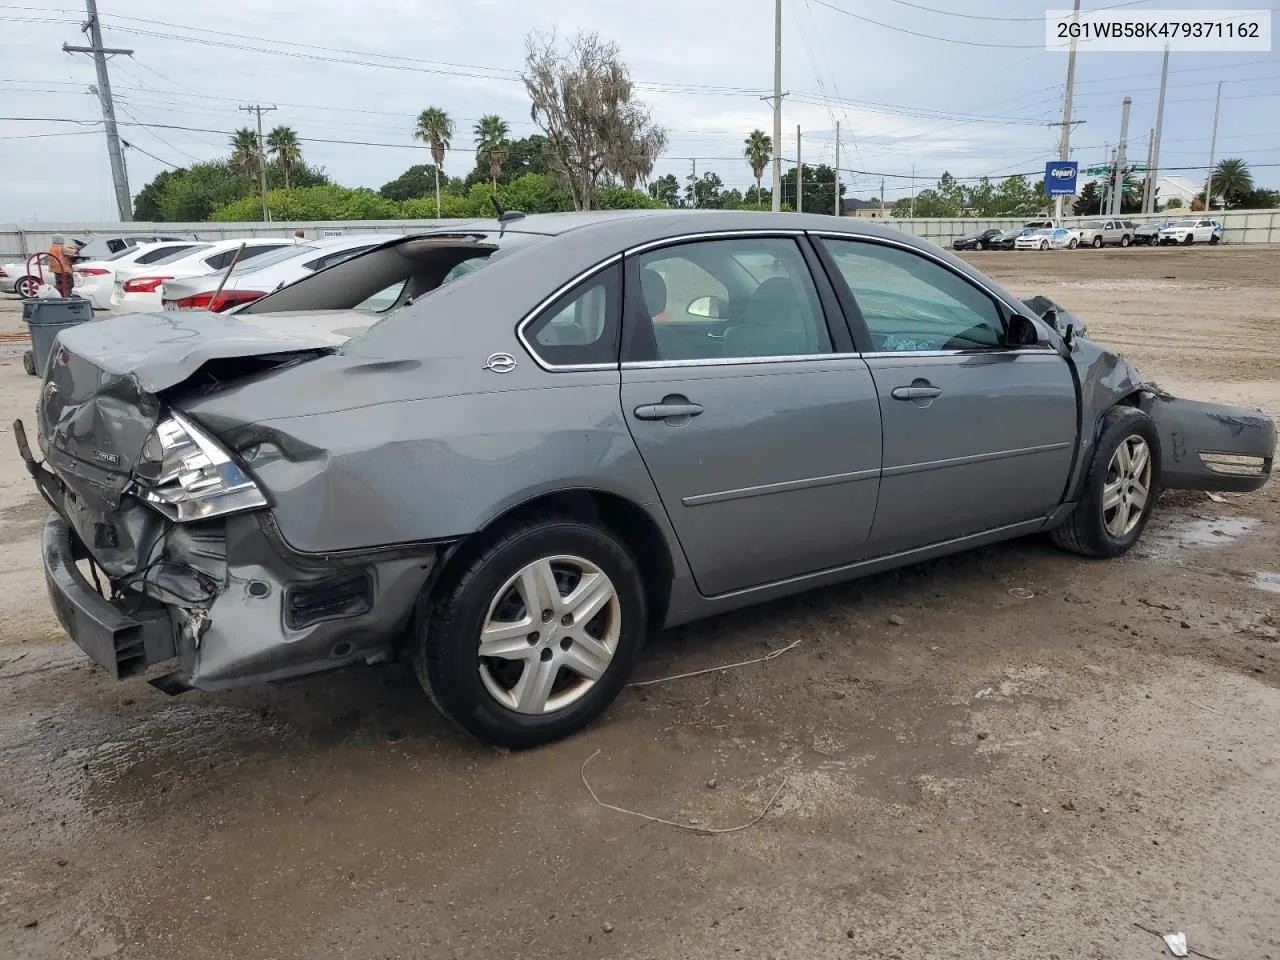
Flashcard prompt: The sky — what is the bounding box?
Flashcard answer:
[1,0,1277,222]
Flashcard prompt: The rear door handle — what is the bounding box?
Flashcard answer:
[633,401,704,421]
[891,385,942,401]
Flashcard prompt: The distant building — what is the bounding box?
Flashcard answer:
[1156,174,1201,209]
[843,197,886,218]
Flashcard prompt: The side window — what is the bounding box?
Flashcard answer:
[137,245,194,264]
[522,261,621,367]
[627,237,830,362]
[822,239,1005,352]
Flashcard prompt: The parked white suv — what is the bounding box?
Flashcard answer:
[1158,218,1223,246]
[1075,219,1136,249]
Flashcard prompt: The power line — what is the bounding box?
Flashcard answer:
[806,0,1043,47]
[119,136,180,168]
[876,0,1155,22]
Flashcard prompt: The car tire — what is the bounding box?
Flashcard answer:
[1120,234,1131,247]
[974,241,984,251]
[1069,237,1079,249]
[1040,240,1049,250]
[413,516,648,748]
[1209,234,1220,245]
[1182,234,1194,245]
[15,275,39,298]
[1050,406,1161,559]
[1091,236,1103,249]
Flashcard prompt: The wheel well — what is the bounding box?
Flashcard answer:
[429,490,675,625]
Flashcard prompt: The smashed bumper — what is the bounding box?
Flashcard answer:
[1140,394,1275,493]
[40,511,436,690]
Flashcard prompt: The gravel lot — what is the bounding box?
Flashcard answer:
[1,246,1278,960]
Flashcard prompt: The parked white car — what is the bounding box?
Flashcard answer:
[73,241,210,310]
[110,238,300,313]
[1157,218,1223,246]
[160,235,384,312]
[0,260,55,297]
[1015,227,1075,251]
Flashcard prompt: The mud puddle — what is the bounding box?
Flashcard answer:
[1133,514,1261,563]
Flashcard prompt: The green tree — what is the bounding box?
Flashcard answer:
[967,176,995,216]
[266,126,302,189]
[937,172,966,214]
[743,129,773,202]
[892,188,950,218]
[1238,187,1279,209]
[648,173,681,207]
[159,160,249,221]
[474,114,510,193]
[414,106,454,217]
[133,168,180,221]
[779,163,844,215]
[379,164,440,202]
[1207,158,1253,209]
[1164,196,1183,210]
[684,171,724,209]
[1072,181,1101,216]
[993,174,1047,217]
[230,128,260,180]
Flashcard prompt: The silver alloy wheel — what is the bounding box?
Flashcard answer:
[477,554,622,715]
[1102,434,1152,537]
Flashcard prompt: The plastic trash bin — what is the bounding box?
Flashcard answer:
[22,296,93,377]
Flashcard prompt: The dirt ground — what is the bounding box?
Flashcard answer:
[1,246,1278,960]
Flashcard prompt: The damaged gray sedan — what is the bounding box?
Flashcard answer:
[16,211,1276,746]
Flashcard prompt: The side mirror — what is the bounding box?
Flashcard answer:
[687,294,728,319]
[1006,314,1040,347]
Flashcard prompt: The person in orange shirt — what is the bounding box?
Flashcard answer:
[46,235,74,297]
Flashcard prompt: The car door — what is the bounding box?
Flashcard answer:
[619,234,883,597]
[815,235,1078,556]
[1195,219,1214,242]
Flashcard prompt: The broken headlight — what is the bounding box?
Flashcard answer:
[133,412,268,522]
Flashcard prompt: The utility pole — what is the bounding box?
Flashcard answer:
[833,120,840,216]
[796,125,802,213]
[1110,97,1131,217]
[771,0,783,212]
[880,177,886,218]
[241,103,277,222]
[1143,129,1155,213]
[1053,0,1081,223]
[1102,147,1114,214]
[63,0,132,221]
[1205,80,1222,212]
[1145,44,1170,213]
[690,158,697,208]
[910,165,916,217]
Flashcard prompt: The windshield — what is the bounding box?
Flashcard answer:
[1028,229,1051,236]
[228,244,318,275]
[1170,220,1196,228]
[1082,220,1105,229]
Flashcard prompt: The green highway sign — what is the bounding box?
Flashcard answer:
[1130,164,1148,172]
[1085,165,1111,176]
[1121,184,1134,192]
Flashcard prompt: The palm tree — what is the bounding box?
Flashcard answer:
[267,126,302,189]
[230,128,261,179]
[474,114,510,194]
[1207,158,1253,209]
[744,130,772,205]
[414,107,454,217]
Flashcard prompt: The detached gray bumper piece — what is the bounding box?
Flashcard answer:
[42,514,175,678]
[1141,395,1276,492]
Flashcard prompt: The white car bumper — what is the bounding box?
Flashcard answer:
[73,272,113,310]
[110,286,164,314]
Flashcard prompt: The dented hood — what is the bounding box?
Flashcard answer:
[51,309,378,394]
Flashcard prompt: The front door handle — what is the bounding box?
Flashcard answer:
[634,400,704,421]
[891,385,942,401]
